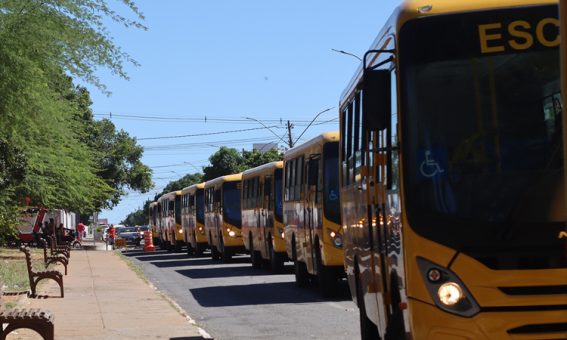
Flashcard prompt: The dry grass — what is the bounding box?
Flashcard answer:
[0,247,49,309]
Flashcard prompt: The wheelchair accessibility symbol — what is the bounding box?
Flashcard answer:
[420,150,445,178]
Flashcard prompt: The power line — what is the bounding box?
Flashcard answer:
[137,126,281,141]
[94,112,336,124]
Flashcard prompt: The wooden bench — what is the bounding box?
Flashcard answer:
[39,239,68,275]
[20,246,64,298]
[0,282,55,340]
[47,236,70,259]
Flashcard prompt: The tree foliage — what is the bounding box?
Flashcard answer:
[202,147,282,181]
[0,0,148,242]
[122,173,202,226]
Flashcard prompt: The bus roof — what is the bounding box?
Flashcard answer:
[241,161,283,180]
[339,0,557,106]
[149,201,157,207]
[181,182,205,194]
[158,190,182,201]
[204,173,243,188]
[284,131,339,160]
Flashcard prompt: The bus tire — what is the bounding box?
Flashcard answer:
[194,236,205,256]
[175,240,183,253]
[211,246,221,260]
[292,237,309,287]
[315,244,336,297]
[269,239,284,274]
[250,237,261,269]
[220,237,232,263]
[385,272,405,340]
[356,262,381,340]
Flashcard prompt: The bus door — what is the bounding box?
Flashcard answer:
[255,178,263,250]
[263,174,273,255]
[306,155,321,271]
[214,188,222,242]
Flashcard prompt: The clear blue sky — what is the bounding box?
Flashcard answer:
[90,0,399,224]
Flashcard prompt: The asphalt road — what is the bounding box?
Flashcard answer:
[123,249,360,340]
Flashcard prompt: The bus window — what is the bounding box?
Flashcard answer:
[196,190,205,224]
[223,182,241,227]
[324,142,341,225]
[274,169,283,222]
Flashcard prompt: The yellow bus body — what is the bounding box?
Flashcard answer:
[241,161,287,272]
[340,0,567,338]
[148,201,160,245]
[204,173,244,262]
[283,131,344,296]
[158,190,184,252]
[181,183,208,256]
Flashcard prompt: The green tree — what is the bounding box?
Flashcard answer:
[123,173,203,226]
[0,0,146,242]
[161,173,203,195]
[202,147,245,181]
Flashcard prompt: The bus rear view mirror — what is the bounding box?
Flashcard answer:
[362,69,391,131]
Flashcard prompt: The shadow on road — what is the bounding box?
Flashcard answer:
[189,282,324,307]
[176,265,275,279]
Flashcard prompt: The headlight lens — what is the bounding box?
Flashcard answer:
[178,229,183,234]
[329,230,343,248]
[228,230,236,237]
[417,257,480,317]
[438,282,463,306]
[278,228,284,239]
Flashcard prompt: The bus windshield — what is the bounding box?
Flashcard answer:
[400,5,565,269]
[323,142,341,225]
[223,182,242,227]
[196,190,205,224]
[175,197,182,225]
[274,169,283,223]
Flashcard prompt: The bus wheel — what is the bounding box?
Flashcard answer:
[292,238,309,287]
[194,236,204,256]
[315,245,336,297]
[385,273,405,340]
[220,237,232,263]
[269,239,284,274]
[175,240,183,253]
[250,237,261,269]
[356,263,381,340]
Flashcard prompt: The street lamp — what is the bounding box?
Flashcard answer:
[243,116,290,147]
[331,48,362,62]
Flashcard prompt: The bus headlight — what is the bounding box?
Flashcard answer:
[329,230,343,248]
[178,229,183,234]
[417,257,480,317]
[228,231,236,237]
[278,228,284,239]
[438,282,463,306]
[198,226,205,235]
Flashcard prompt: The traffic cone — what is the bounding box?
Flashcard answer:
[144,231,156,252]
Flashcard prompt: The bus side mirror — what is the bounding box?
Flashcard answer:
[362,69,391,131]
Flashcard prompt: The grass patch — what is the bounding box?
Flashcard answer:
[116,251,148,284]
[0,247,43,291]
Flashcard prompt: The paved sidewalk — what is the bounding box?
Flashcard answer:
[9,249,208,340]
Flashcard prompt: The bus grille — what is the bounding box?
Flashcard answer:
[499,285,567,295]
[507,322,567,335]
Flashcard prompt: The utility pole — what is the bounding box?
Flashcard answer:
[287,120,294,148]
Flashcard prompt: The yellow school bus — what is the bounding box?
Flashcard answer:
[181,183,208,256]
[158,190,184,252]
[339,0,567,338]
[241,161,287,273]
[148,201,160,246]
[283,131,343,296]
[204,173,245,262]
